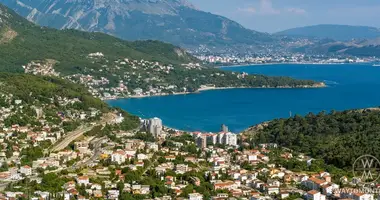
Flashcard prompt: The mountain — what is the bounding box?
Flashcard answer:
[0,3,320,99]
[0,0,274,50]
[0,2,197,73]
[276,24,380,41]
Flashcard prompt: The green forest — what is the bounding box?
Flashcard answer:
[0,3,197,74]
[0,73,108,111]
[253,109,380,169]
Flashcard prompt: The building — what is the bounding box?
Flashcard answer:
[74,141,89,153]
[306,190,326,200]
[225,132,238,146]
[111,150,126,164]
[197,135,207,149]
[207,134,217,145]
[217,132,225,144]
[221,124,229,132]
[189,193,203,200]
[145,117,163,138]
[20,165,32,176]
[76,176,90,186]
[353,193,373,200]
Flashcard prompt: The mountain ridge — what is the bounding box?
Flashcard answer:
[0,0,274,50]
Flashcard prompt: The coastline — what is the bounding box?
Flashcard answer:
[104,82,327,101]
[216,62,370,68]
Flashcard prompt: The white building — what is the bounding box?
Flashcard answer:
[76,176,90,186]
[111,150,126,164]
[145,117,163,138]
[189,193,203,200]
[20,165,32,176]
[225,132,237,146]
[306,190,326,200]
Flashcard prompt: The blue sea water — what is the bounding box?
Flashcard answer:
[107,64,380,133]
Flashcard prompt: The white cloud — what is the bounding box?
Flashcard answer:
[259,0,280,15]
[286,7,307,15]
[237,0,306,16]
[237,7,257,14]
[237,0,280,15]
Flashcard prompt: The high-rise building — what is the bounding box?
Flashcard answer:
[145,117,163,138]
[196,135,207,149]
[206,134,217,145]
[225,132,237,146]
[217,132,225,144]
[221,124,229,133]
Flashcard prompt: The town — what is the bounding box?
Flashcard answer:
[194,53,377,66]
[0,90,377,200]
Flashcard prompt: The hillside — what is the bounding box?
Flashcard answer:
[276,24,380,41]
[249,108,380,169]
[0,0,274,50]
[0,3,198,74]
[0,3,321,99]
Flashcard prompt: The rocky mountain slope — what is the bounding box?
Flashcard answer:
[0,0,273,50]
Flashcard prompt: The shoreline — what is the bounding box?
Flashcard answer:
[216,62,371,68]
[104,83,327,101]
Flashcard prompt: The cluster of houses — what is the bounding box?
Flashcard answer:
[23,60,60,77]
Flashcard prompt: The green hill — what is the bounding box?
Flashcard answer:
[251,108,380,169]
[0,3,197,74]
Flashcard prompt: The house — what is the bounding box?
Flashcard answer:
[280,192,289,199]
[176,164,189,174]
[137,153,148,160]
[306,190,326,200]
[304,177,328,190]
[111,150,126,164]
[76,176,90,186]
[107,190,119,199]
[353,193,374,200]
[266,186,280,195]
[189,193,203,200]
[214,181,236,190]
[20,165,32,176]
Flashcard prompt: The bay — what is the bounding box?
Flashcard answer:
[107,64,380,133]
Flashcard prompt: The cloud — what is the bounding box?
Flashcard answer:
[237,0,279,15]
[237,7,257,14]
[286,8,307,15]
[237,0,306,16]
[259,0,280,15]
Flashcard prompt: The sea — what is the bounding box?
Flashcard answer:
[107,63,380,133]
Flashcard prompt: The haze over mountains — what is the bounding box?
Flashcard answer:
[276,24,380,41]
[1,0,380,56]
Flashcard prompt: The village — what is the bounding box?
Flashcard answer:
[22,52,259,100]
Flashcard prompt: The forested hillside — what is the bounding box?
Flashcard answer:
[0,3,197,74]
[252,109,380,168]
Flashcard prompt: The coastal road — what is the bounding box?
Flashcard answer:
[50,113,116,152]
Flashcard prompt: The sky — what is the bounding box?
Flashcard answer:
[188,0,380,33]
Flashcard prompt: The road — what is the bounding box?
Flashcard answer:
[73,137,106,169]
[50,113,116,152]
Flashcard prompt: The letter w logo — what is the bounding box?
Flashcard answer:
[361,159,374,168]
[361,158,374,180]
